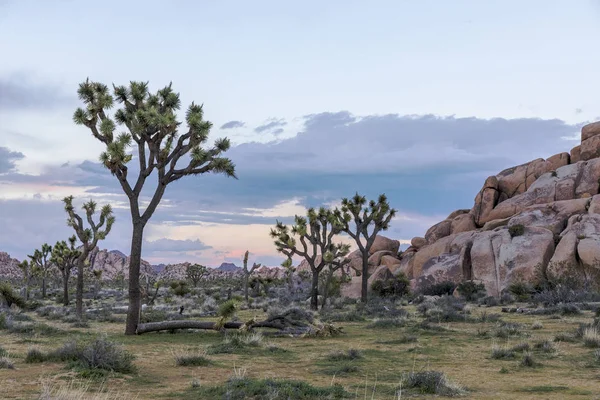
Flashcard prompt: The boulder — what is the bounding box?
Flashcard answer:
[482,217,510,231]
[571,145,581,163]
[411,237,427,249]
[577,238,600,269]
[396,251,416,278]
[369,235,400,255]
[470,226,555,297]
[588,194,600,214]
[472,176,500,226]
[425,219,452,244]
[451,213,476,234]
[574,158,600,198]
[368,250,393,273]
[340,276,362,299]
[346,250,363,275]
[582,121,600,142]
[368,265,394,288]
[380,254,402,269]
[447,209,471,220]
[412,235,455,278]
[580,135,600,161]
[547,152,570,170]
[496,158,553,199]
[507,198,589,236]
[414,252,463,290]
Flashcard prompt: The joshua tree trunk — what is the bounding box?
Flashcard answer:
[42,276,46,298]
[76,256,84,317]
[125,222,144,335]
[63,272,70,306]
[321,267,334,311]
[310,271,320,310]
[243,274,249,305]
[361,250,369,303]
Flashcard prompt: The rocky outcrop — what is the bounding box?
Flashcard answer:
[0,252,22,280]
[340,121,600,298]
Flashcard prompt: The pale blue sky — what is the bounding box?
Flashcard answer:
[0,0,599,265]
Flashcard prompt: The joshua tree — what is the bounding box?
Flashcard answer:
[63,196,115,319]
[281,258,296,291]
[241,251,261,305]
[28,243,53,298]
[18,260,35,300]
[320,256,349,310]
[186,263,208,287]
[73,80,237,334]
[270,207,350,310]
[334,193,396,303]
[51,236,81,306]
[92,270,103,299]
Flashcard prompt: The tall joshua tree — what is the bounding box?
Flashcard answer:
[63,196,115,319]
[18,260,34,300]
[51,236,81,306]
[242,250,261,305]
[73,80,236,334]
[186,263,208,287]
[28,243,53,298]
[270,207,350,310]
[334,193,396,303]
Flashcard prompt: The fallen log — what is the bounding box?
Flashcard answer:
[136,319,298,335]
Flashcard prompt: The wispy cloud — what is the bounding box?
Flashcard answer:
[220,120,245,129]
[254,118,287,133]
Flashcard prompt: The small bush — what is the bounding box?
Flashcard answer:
[25,348,47,363]
[0,282,25,309]
[507,282,533,301]
[0,356,14,369]
[531,321,543,330]
[8,322,61,336]
[491,345,515,359]
[554,333,577,343]
[583,327,600,348]
[421,281,457,297]
[174,351,211,367]
[511,342,530,353]
[593,349,600,364]
[520,352,538,368]
[371,273,410,298]
[508,224,525,238]
[79,336,135,373]
[0,346,7,357]
[534,340,557,354]
[401,370,465,396]
[495,322,525,338]
[457,281,486,301]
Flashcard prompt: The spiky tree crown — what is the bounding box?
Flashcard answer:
[270,207,350,272]
[73,79,236,186]
[335,193,397,245]
[28,243,53,274]
[51,236,81,272]
[63,195,115,248]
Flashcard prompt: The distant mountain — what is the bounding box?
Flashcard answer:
[152,263,166,274]
[217,262,240,272]
[109,250,127,258]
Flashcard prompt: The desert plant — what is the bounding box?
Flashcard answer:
[366,317,407,329]
[326,348,362,361]
[534,340,557,354]
[74,79,236,334]
[421,281,457,296]
[371,273,410,298]
[401,370,464,396]
[507,281,533,301]
[186,263,208,288]
[0,281,25,308]
[28,243,53,298]
[0,356,14,369]
[491,345,515,359]
[520,351,538,367]
[270,208,350,310]
[50,237,80,306]
[241,251,260,305]
[79,336,135,373]
[173,349,211,366]
[531,321,544,330]
[457,281,486,301]
[333,193,396,303]
[583,327,600,348]
[508,224,525,237]
[25,348,47,363]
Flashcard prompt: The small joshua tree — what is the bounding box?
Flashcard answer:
[281,257,296,292]
[51,236,81,306]
[73,80,237,334]
[334,193,396,303]
[18,260,35,300]
[320,255,350,310]
[28,243,53,298]
[186,263,208,287]
[242,250,261,305]
[63,196,115,319]
[270,207,350,310]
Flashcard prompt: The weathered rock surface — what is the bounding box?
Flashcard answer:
[369,235,400,255]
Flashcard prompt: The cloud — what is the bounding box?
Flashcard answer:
[220,120,245,129]
[143,238,211,253]
[575,108,583,114]
[0,146,24,173]
[254,118,287,133]
[271,128,284,136]
[0,74,74,111]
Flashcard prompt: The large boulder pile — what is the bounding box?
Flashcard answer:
[393,121,600,296]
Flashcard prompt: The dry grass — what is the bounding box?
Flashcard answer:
[0,305,599,399]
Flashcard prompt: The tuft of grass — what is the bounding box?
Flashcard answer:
[8,322,62,336]
[531,321,543,330]
[520,352,539,368]
[0,346,7,357]
[401,370,465,397]
[491,345,515,360]
[0,356,15,369]
[206,332,268,355]
[173,350,212,367]
[554,333,577,343]
[366,317,407,329]
[495,322,525,338]
[326,349,362,362]
[582,327,600,348]
[510,342,531,353]
[534,340,557,354]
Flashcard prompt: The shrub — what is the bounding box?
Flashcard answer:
[174,351,211,367]
[511,342,530,353]
[0,356,14,369]
[520,352,538,368]
[508,224,525,238]
[554,333,577,343]
[594,349,600,364]
[421,281,457,296]
[491,345,515,359]
[534,340,557,354]
[169,280,190,297]
[583,327,600,348]
[507,282,533,301]
[8,322,61,336]
[401,370,465,396]
[0,312,7,329]
[495,322,525,338]
[25,348,47,363]
[457,281,486,301]
[0,346,6,357]
[139,309,168,323]
[531,321,543,330]
[79,336,135,373]
[371,273,410,298]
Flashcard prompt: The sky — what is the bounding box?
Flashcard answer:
[1,0,599,267]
